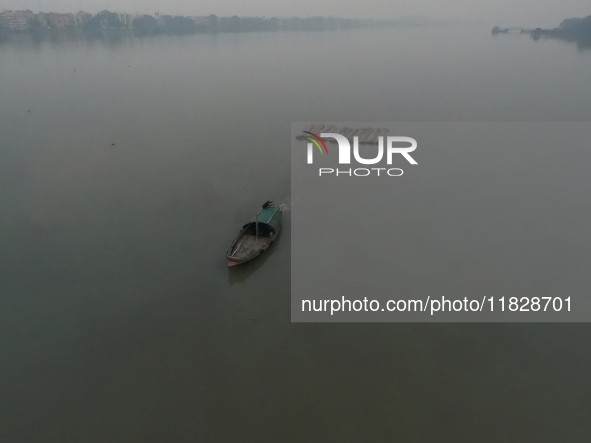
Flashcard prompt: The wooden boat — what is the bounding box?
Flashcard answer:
[226,201,282,267]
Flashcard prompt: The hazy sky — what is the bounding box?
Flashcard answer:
[0,0,589,28]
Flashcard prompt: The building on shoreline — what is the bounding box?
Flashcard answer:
[0,10,35,31]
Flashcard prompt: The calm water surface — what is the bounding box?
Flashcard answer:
[1,26,590,441]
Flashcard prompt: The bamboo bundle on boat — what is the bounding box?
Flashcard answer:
[296,124,390,144]
[360,128,372,143]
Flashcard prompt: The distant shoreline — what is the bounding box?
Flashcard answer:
[0,10,422,39]
[492,13,591,50]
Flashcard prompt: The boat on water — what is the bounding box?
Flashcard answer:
[226,201,282,267]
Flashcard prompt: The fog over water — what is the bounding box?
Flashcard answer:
[1,23,591,441]
[1,0,591,27]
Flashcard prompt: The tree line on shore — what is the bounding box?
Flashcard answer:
[557,13,591,40]
[553,14,591,50]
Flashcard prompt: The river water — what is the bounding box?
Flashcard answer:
[1,25,590,441]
